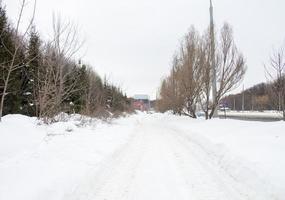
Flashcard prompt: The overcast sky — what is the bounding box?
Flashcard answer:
[4,0,285,99]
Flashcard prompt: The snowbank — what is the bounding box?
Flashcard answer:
[0,114,138,200]
[162,114,285,199]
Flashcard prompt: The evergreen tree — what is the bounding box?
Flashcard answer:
[0,6,14,100]
[0,4,130,120]
[0,6,23,116]
[7,45,25,114]
[23,27,42,116]
[64,63,89,113]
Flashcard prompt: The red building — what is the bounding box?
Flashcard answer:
[132,95,151,111]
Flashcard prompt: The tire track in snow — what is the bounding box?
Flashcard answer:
[64,120,147,200]
[164,128,244,200]
[64,115,274,200]
[167,126,278,200]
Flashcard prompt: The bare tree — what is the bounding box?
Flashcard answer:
[158,27,206,118]
[36,15,84,121]
[177,27,205,118]
[82,67,104,117]
[51,14,83,113]
[207,23,246,119]
[157,54,181,113]
[0,0,36,122]
[265,45,285,120]
[158,23,246,120]
[198,30,212,119]
[167,54,184,114]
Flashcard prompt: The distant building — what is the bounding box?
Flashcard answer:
[132,95,151,111]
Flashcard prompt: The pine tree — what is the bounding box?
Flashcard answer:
[23,27,42,116]
[64,63,89,113]
[0,6,13,95]
[0,6,22,116]
[7,45,25,115]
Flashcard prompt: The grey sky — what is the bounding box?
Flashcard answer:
[5,0,285,99]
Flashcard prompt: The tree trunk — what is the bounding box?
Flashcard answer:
[0,95,4,122]
[282,95,285,121]
[209,100,219,119]
[0,71,11,122]
[205,111,209,120]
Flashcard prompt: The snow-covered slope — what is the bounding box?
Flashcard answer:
[0,113,284,200]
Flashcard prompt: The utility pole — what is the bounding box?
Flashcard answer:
[172,62,176,113]
[210,0,218,117]
[251,94,254,111]
[242,85,245,111]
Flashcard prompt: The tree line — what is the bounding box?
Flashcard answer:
[0,1,131,122]
[222,82,280,111]
[222,46,285,120]
[156,23,246,119]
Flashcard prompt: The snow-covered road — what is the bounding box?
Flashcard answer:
[1,113,283,200]
[65,115,275,200]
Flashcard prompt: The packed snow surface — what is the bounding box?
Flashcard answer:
[0,113,284,200]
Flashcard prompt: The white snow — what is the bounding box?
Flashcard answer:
[164,114,285,199]
[219,110,283,119]
[0,113,284,200]
[0,114,136,200]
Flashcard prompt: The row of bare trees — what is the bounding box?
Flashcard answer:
[0,0,131,122]
[157,23,246,119]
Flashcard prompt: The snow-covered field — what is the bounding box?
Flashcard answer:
[0,113,284,200]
